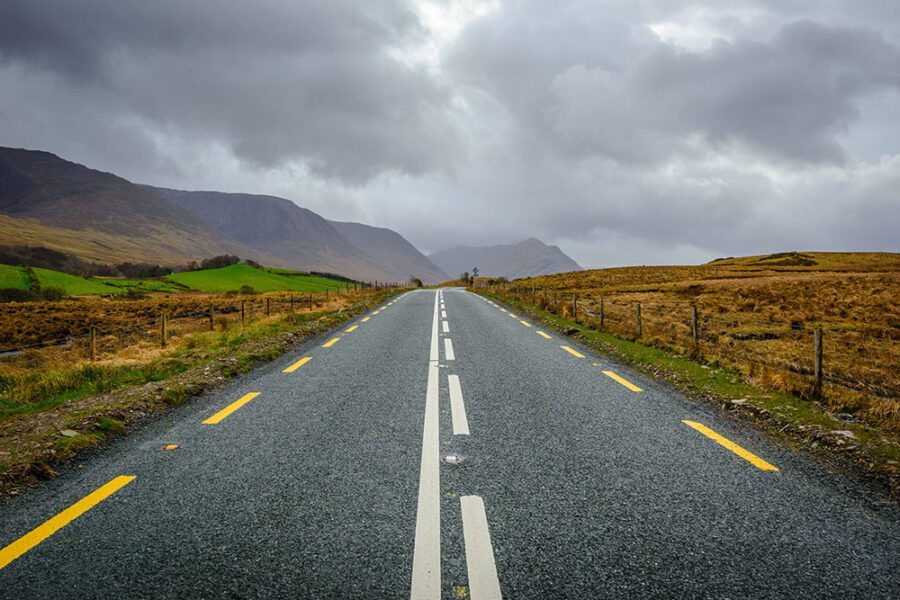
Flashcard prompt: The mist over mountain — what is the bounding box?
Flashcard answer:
[429,238,582,280]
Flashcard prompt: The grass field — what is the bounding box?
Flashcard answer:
[99,278,183,293]
[0,265,29,289]
[32,267,122,295]
[169,264,348,292]
[486,251,900,434]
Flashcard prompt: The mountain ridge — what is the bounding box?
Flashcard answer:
[429,238,582,280]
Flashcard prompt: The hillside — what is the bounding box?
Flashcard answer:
[145,187,406,283]
[328,220,449,285]
[429,237,582,280]
[0,147,273,266]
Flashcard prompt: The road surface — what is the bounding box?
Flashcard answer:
[1,288,898,598]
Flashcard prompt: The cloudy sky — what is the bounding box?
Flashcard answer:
[1,1,898,268]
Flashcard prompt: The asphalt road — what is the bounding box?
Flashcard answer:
[1,288,898,598]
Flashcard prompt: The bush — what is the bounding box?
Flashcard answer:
[40,286,67,301]
[239,285,256,295]
[0,287,38,302]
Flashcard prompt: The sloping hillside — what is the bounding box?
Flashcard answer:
[429,237,582,279]
[328,220,449,285]
[0,147,273,266]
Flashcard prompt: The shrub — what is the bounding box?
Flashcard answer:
[0,287,38,302]
[239,285,256,295]
[40,286,67,301]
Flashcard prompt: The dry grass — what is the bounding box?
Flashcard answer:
[490,252,900,432]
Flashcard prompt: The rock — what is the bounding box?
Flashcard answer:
[731,398,748,405]
[60,429,79,437]
[832,430,856,440]
[836,413,856,422]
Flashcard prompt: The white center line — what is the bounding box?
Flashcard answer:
[448,374,469,435]
[411,290,442,598]
[442,321,449,333]
[444,338,455,361]
[441,310,447,319]
[460,496,503,600]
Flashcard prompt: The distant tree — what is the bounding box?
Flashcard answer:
[243,259,262,269]
[460,271,473,286]
[200,255,240,270]
[409,276,424,288]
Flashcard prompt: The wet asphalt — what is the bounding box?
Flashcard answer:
[0,288,897,599]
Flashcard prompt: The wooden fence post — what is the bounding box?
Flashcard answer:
[265,297,270,316]
[209,304,215,331]
[241,301,245,323]
[691,306,698,350]
[308,293,313,311]
[554,292,558,312]
[532,284,535,305]
[598,298,604,331]
[636,303,642,338]
[572,294,578,323]
[161,314,167,348]
[814,328,823,391]
[90,326,96,361]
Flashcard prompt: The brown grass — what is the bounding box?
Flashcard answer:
[489,251,900,431]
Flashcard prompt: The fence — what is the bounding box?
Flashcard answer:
[0,289,377,366]
[480,282,900,402]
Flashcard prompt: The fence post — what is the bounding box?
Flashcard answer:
[532,284,535,305]
[598,298,604,332]
[554,292,558,313]
[814,328,823,391]
[691,306,698,350]
[308,293,313,311]
[572,294,578,323]
[90,326,96,361]
[266,297,271,317]
[161,314,167,348]
[209,304,215,331]
[241,301,245,323]
[636,303,642,338]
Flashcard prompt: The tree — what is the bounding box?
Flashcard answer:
[409,276,424,288]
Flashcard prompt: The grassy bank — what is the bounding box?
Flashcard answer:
[0,289,399,494]
[476,288,900,499]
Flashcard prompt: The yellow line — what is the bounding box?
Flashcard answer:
[682,421,779,471]
[508,313,518,319]
[536,331,552,339]
[283,356,312,373]
[202,392,260,424]
[322,337,340,347]
[500,309,507,312]
[560,345,585,358]
[0,475,135,571]
[345,325,358,332]
[373,310,381,315]
[361,317,370,322]
[519,320,532,327]
[602,370,643,392]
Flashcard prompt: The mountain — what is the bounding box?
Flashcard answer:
[429,238,582,280]
[143,187,404,282]
[0,147,275,266]
[327,220,449,285]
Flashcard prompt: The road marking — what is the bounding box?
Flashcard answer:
[500,308,507,312]
[444,338,456,361]
[536,331,552,339]
[602,370,643,392]
[345,325,358,332]
[203,392,260,424]
[448,374,470,435]
[442,321,449,333]
[411,291,441,597]
[442,310,447,318]
[560,345,584,358]
[460,496,502,600]
[362,317,370,322]
[283,356,312,373]
[519,320,532,327]
[682,421,779,471]
[322,337,340,347]
[373,310,381,315]
[507,313,517,319]
[0,475,135,571]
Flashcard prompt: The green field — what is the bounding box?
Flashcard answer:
[0,265,30,289]
[167,264,348,292]
[99,278,183,292]
[32,268,123,295]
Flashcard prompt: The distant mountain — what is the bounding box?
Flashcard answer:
[429,238,582,280]
[328,220,450,285]
[146,187,429,283]
[0,147,272,266]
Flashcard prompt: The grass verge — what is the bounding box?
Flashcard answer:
[476,289,900,501]
[0,289,400,496]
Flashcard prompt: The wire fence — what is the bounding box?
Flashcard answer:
[0,289,372,367]
[485,283,900,402]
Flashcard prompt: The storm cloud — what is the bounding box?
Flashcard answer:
[1,0,898,267]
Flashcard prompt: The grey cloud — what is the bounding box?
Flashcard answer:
[0,0,457,183]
